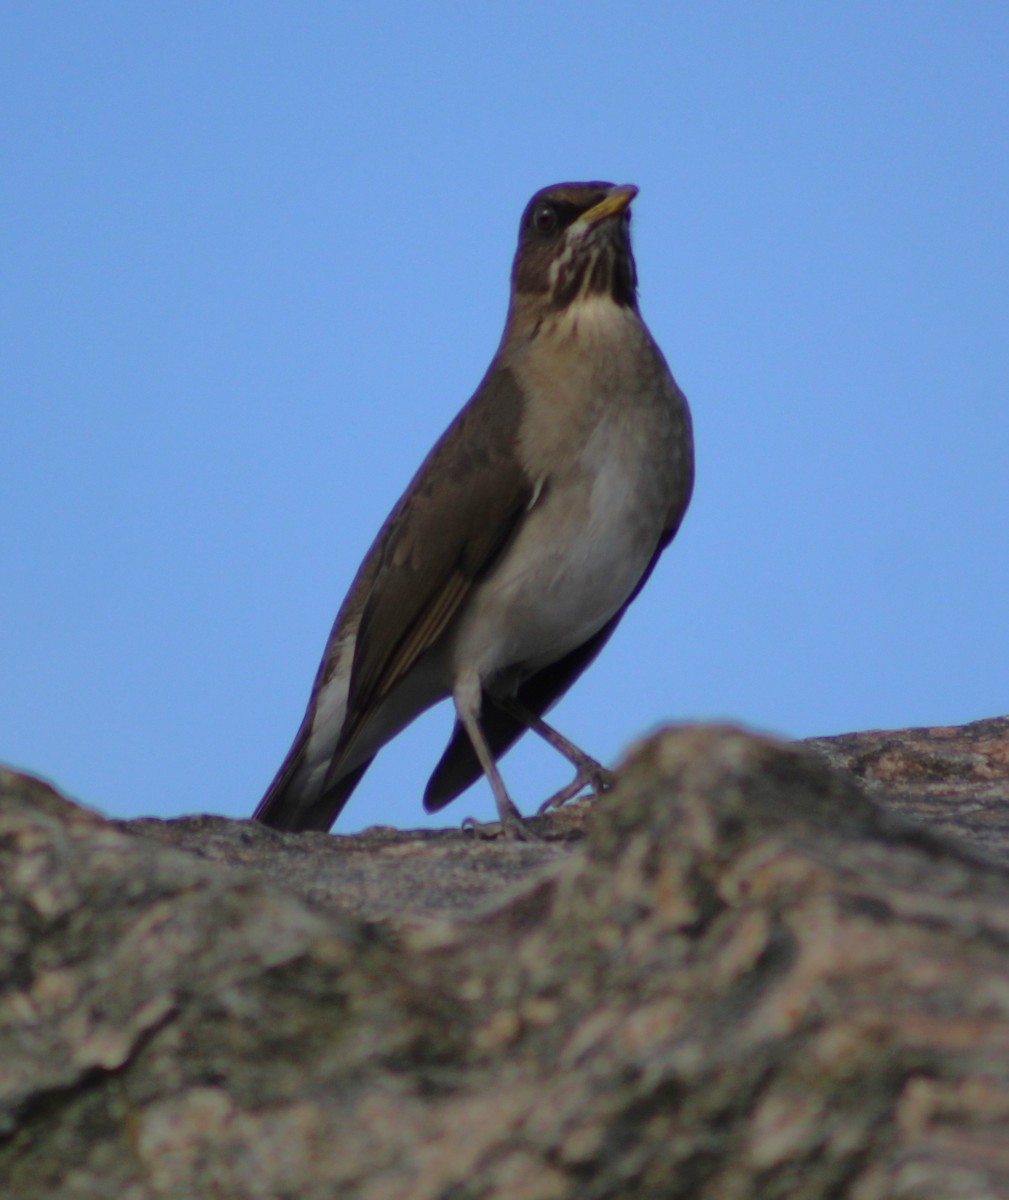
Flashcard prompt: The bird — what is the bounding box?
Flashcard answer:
[254,181,694,839]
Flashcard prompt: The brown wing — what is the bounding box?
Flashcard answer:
[337,364,534,754]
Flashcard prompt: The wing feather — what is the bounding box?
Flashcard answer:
[335,364,533,756]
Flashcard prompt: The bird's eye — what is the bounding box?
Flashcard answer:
[532,203,558,235]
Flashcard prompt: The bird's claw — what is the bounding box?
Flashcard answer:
[461,809,542,842]
[537,762,615,815]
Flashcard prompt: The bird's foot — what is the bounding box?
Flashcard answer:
[461,802,541,842]
[461,815,503,840]
[537,760,616,815]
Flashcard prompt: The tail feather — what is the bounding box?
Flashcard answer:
[254,756,373,832]
[253,705,374,832]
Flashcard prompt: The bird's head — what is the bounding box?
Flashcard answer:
[510,182,640,321]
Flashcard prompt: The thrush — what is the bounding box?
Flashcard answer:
[254,181,694,839]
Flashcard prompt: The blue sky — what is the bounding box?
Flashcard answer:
[4,4,1007,831]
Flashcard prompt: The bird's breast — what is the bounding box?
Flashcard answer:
[450,399,681,685]
[451,295,692,689]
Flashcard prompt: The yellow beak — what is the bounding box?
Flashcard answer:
[580,184,639,226]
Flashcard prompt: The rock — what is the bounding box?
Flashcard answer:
[1,719,1008,1198]
[805,715,1009,859]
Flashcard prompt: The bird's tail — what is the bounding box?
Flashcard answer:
[253,714,373,832]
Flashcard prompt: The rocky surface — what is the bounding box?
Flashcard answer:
[1,717,1008,1198]
[805,715,1009,858]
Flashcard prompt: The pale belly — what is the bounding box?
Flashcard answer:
[450,419,672,686]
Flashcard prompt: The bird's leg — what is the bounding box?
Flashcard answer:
[453,681,539,841]
[495,696,616,814]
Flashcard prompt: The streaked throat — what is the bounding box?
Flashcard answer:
[547,229,636,313]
